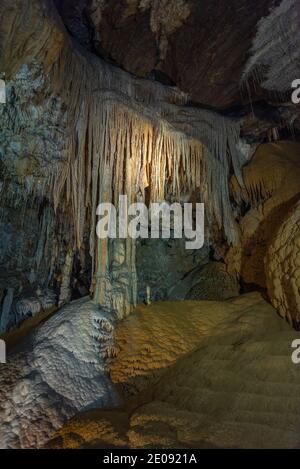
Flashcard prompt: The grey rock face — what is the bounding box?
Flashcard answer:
[136,237,209,302]
[185,262,240,301]
[0,61,70,329]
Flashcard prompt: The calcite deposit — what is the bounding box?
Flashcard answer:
[265,200,300,328]
[0,0,300,451]
[49,294,300,449]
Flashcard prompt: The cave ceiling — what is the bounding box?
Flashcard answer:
[54,0,300,140]
[55,0,280,108]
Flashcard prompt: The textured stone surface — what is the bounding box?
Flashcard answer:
[57,0,277,108]
[0,55,76,330]
[265,200,300,328]
[136,237,209,303]
[0,0,250,328]
[0,297,119,448]
[242,0,300,94]
[49,293,300,449]
[185,262,240,301]
[1,0,300,450]
[226,141,300,290]
[54,0,300,142]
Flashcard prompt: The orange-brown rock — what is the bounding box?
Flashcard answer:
[265,200,300,328]
[48,293,300,449]
[227,141,300,290]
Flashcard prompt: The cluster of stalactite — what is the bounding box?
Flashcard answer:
[0,0,246,317]
[49,46,246,315]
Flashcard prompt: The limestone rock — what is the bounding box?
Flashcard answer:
[59,0,277,108]
[265,200,300,328]
[226,141,300,289]
[136,237,209,302]
[185,262,240,301]
[0,297,119,448]
[49,293,300,449]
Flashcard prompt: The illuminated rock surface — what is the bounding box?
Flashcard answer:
[265,200,300,328]
[0,298,118,448]
[0,0,300,451]
[227,141,300,289]
[49,293,300,449]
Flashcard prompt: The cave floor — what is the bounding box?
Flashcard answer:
[47,293,300,449]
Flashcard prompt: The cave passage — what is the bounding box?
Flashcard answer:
[0,0,300,452]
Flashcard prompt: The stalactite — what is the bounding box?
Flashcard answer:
[1,0,246,317]
[49,42,245,315]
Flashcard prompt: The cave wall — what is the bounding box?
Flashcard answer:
[0,0,299,332]
[1,0,300,451]
[0,0,250,331]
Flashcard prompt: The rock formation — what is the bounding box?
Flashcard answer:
[0,0,300,450]
[0,0,247,326]
[265,200,300,328]
[49,293,300,449]
[0,297,119,448]
[226,141,300,289]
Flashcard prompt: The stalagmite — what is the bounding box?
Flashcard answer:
[50,88,243,315]
[0,0,246,318]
